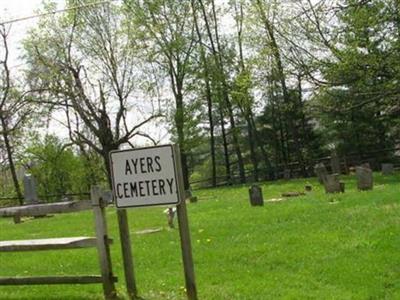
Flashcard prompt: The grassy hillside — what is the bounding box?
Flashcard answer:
[0,173,399,299]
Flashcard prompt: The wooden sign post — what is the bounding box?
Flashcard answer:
[109,144,197,300]
[173,145,197,300]
[116,209,137,299]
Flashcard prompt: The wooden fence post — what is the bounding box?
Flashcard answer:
[91,186,117,299]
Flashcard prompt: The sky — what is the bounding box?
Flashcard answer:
[0,0,169,146]
[1,0,65,67]
[1,0,46,19]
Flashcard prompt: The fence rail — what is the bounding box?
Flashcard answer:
[0,193,90,203]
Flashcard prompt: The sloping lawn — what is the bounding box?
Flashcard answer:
[0,173,399,299]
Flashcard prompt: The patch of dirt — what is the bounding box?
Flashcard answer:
[281,191,305,197]
[135,228,163,235]
[265,198,285,203]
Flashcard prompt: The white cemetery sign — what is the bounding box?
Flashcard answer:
[110,145,181,208]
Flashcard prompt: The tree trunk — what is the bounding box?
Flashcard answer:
[276,99,288,167]
[234,0,258,182]
[249,111,274,180]
[268,79,288,168]
[101,145,115,189]
[1,117,23,204]
[212,8,245,184]
[224,97,246,183]
[207,94,217,188]
[219,103,232,185]
[256,0,306,176]
[199,0,246,184]
[175,89,190,190]
[191,1,217,187]
[245,115,259,182]
[297,75,310,175]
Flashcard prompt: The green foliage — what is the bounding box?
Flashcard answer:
[190,156,226,188]
[314,0,400,156]
[257,88,323,168]
[20,134,104,200]
[168,98,204,153]
[231,69,253,114]
[6,0,400,190]
[0,171,17,200]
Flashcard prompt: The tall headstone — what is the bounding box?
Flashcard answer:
[356,165,373,191]
[249,185,264,206]
[381,163,394,176]
[314,163,328,184]
[330,150,341,174]
[324,174,343,193]
[23,174,38,205]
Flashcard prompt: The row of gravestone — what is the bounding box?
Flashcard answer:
[314,162,386,193]
[248,162,395,206]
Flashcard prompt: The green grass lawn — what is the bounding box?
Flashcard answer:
[0,173,399,299]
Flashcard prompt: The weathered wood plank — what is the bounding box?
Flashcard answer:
[0,275,118,285]
[0,200,92,217]
[0,237,111,252]
[91,186,117,299]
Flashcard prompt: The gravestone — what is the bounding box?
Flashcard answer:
[185,189,198,203]
[249,185,264,206]
[381,163,394,176]
[330,150,341,174]
[314,163,328,184]
[324,174,343,193]
[356,166,373,191]
[23,174,38,205]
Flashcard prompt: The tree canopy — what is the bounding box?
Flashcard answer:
[0,0,399,197]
